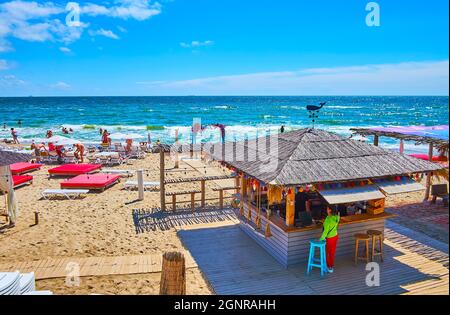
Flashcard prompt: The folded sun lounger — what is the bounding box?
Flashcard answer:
[41,189,89,200]
[9,162,43,175]
[124,181,160,191]
[60,174,121,191]
[101,169,134,177]
[12,175,33,188]
[48,164,102,177]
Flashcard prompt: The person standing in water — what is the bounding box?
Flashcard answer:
[320,206,340,273]
[280,125,285,133]
[18,120,22,127]
[11,128,19,144]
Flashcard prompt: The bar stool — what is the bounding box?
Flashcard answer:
[354,233,370,265]
[367,229,384,262]
[307,239,327,277]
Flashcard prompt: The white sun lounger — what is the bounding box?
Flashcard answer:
[123,181,159,191]
[41,189,89,200]
[22,290,53,295]
[101,169,134,177]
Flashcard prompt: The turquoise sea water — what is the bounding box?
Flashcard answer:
[0,96,448,153]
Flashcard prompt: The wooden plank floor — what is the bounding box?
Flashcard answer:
[178,223,449,295]
[0,251,197,280]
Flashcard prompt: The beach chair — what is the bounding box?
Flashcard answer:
[41,189,89,200]
[101,169,134,177]
[22,290,53,295]
[431,184,449,206]
[124,181,159,191]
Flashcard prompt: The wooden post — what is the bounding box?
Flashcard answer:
[137,169,144,201]
[219,189,224,209]
[424,143,434,201]
[160,149,166,211]
[159,252,186,295]
[172,195,176,211]
[374,135,379,146]
[286,189,295,227]
[235,176,240,194]
[175,129,180,169]
[191,193,195,211]
[34,211,39,225]
[241,176,247,198]
[200,180,206,208]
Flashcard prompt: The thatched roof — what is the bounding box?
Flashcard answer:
[351,126,449,151]
[0,149,32,167]
[198,128,442,185]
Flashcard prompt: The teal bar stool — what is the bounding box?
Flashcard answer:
[307,239,328,277]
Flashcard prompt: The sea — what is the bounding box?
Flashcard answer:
[0,96,448,154]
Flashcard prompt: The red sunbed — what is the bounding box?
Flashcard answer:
[409,154,445,162]
[48,164,102,177]
[60,174,120,191]
[10,162,43,175]
[12,175,33,188]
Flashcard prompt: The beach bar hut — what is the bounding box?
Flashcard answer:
[201,128,443,267]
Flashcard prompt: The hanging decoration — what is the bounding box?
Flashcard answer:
[265,222,272,238]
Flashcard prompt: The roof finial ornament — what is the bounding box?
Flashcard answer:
[307,102,326,129]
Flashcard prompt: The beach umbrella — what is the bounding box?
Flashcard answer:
[109,133,144,140]
[54,138,82,146]
[45,135,69,143]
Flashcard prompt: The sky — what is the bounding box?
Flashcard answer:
[0,0,449,96]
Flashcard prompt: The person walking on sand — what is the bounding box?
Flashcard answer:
[11,128,19,144]
[73,143,85,163]
[320,206,340,273]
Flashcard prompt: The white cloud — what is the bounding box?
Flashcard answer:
[59,46,71,53]
[0,59,10,70]
[0,74,25,86]
[0,0,162,51]
[89,28,120,40]
[137,60,450,96]
[180,40,214,48]
[50,81,71,90]
[81,1,162,21]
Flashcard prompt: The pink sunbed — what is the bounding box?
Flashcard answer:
[60,174,120,191]
[10,162,43,175]
[48,164,102,177]
[12,175,33,188]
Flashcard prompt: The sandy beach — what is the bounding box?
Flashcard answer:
[0,152,239,294]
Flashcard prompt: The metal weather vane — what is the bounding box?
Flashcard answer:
[307,102,326,129]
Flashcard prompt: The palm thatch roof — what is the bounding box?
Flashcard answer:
[351,126,449,152]
[198,128,442,186]
[0,149,32,167]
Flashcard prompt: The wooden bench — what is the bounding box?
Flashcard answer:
[212,186,241,208]
[165,189,202,211]
[431,184,449,206]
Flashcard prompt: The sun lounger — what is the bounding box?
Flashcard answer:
[41,189,89,200]
[48,164,102,177]
[0,272,21,295]
[60,174,121,191]
[9,162,43,175]
[12,175,33,188]
[124,181,159,191]
[22,290,53,295]
[101,169,134,177]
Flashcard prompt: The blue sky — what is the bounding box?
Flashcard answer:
[0,0,448,96]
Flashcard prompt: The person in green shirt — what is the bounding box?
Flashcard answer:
[320,206,340,273]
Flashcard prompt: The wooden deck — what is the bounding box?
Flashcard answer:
[0,251,198,280]
[178,221,449,295]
